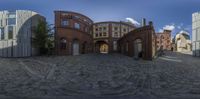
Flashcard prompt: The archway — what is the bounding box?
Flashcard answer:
[95,41,109,54]
[72,39,79,55]
[134,39,143,58]
[82,41,87,54]
[100,43,109,54]
[60,37,67,50]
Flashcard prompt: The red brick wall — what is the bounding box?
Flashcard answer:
[118,25,156,60]
[55,11,93,55]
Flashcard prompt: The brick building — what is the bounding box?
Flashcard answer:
[55,11,157,60]
[156,30,172,51]
[54,11,93,55]
[118,22,157,60]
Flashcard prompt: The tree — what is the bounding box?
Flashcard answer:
[32,20,50,55]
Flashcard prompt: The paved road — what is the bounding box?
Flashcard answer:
[0,52,200,99]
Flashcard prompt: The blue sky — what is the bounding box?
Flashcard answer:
[0,0,200,38]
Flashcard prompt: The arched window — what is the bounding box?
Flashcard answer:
[126,42,129,52]
[60,37,67,49]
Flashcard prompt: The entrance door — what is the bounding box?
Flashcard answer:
[73,40,79,55]
[134,39,142,58]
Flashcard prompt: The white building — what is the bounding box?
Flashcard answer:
[0,10,45,57]
[192,12,200,57]
[175,31,192,53]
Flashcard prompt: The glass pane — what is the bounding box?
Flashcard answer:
[8,26,13,39]
[8,18,16,25]
[61,20,68,26]
[75,23,80,29]
[0,28,4,40]
[8,12,16,18]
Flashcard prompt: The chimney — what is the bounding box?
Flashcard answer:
[149,21,153,26]
[142,18,146,26]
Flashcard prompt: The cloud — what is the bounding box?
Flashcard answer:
[179,30,190,35]
[177,26,181,29]
[163,25,175,31]
[159,24,175,32]
[125,18,140,26]
[177,23,184,29]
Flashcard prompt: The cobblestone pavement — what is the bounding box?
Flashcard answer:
[0,52,200,99]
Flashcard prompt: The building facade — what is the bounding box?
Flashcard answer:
[192,12,200,57]
[93,22,135,53]
[54,11,93,56]
[0,10,45,57]
[118,22,157,60]
[156,30,172,51]
[175,31,192,53]
[55,11,156,60]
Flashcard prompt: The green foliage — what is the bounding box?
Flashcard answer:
[32,20,54,55]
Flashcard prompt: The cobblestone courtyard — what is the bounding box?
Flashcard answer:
[0,52,200,99]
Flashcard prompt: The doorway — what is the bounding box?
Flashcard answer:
[72,40,79,55]
[95,41,109,54]
[134,39,143,58]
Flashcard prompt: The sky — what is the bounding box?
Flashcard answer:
[0,0,200,38]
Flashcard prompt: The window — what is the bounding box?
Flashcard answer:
[8,12,16,25]
[114,27,118,31]
[114,32,118,37]
[8,18,16,25]
[123,29,126,32]
[99,27,102,31]
[74,16,80,19]
[95,28,98,31]
[95,33,98,37]
[6,19,7,25]
[60,38,67,49]
[103,32,107,36]
[0,20,2,26]
[8,12,16,18]
[61,20,69,26]
[8,26,13,39]
[85,27,88,32]
[99,32,102,36]
[113,41,117,51]
[74,23,80,29]
[0,28,4,40]
[62,13,69,16]
[103,27,106,30]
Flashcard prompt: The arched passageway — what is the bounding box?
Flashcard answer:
[95,41,109,54]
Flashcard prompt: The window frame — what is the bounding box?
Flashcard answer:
[61,19,69,27]
[74,23,80,29]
